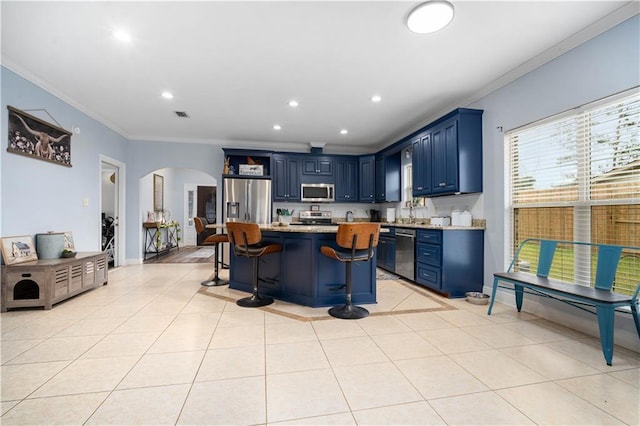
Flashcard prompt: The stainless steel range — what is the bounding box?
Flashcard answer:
[292,210,333,225]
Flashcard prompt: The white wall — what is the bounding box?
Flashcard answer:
[471,15,640,351]
[125,140,224,263]
[1,68,129,252]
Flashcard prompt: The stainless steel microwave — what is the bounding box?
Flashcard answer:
[301,183,334,202]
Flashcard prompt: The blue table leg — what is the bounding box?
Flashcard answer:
[487,278,500,315]
[632,302,640,338]
[595,305,615,366]
[515,284,524,312]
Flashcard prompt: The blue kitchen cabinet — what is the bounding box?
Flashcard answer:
[411,133,431,197]
[273,154,301,201]
[411,108,483,197]
[302,157,333,176]
[431,117,459,195]
[334,157,358,202]
[377,226,396,272]
[375,153,401,202]
[358,155,375,202]
[415,229,484,298]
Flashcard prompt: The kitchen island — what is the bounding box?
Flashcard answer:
[226,225,377,308]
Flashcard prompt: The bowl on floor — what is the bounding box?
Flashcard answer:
[465,292,490,305]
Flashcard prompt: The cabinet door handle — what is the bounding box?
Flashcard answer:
[439,182,446,187]
[417,186,423,190]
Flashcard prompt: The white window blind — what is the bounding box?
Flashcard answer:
[506,88,640,294]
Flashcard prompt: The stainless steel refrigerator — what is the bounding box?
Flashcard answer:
[223,177,272,224]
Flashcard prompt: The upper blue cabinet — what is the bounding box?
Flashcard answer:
[301,157,333,176]
[412,108,483,197]
[375,153,401,202]
[334,157,358,202]
[273,154,301,201]
[358,155,375,202]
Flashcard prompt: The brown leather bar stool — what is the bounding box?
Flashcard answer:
[226,222,282,307]
[194,217,229,287]
[321,223,380,319]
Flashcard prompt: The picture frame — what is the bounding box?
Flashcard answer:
[153,174,164,212]
[7,106,72,167]
[1,235,38,265]
[62,231,75,251]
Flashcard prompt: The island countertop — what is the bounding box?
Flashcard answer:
[205,223,340,232]
[206,223,392,233]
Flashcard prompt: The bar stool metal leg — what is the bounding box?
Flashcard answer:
[201,242,229,287]
[237,257,274,307]
[328,263,369,319]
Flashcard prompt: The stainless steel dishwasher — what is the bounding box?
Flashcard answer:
[395,228,415,280]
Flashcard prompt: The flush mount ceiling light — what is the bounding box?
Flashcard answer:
[113,29,132,43]
[407,1,454,34]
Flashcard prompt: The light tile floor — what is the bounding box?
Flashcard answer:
[1,263,639,425]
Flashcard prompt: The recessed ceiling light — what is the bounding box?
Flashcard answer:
[113,30,132,43]
[407,1,454,34]
[288,100,299,107]
[340,129,348,135]
[273,124,282,130]
[371,95,382,103]
[161,91,174,99]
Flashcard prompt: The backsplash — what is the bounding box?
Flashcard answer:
[273,200,486,228]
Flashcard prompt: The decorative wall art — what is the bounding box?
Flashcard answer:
[63,231,75,250]
[1,235,38,265]
[7,106,72,167]
[153,174,164,212]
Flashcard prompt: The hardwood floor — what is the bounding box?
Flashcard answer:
[143,246,216,264]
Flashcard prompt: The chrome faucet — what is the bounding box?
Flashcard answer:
[406,201,415,224]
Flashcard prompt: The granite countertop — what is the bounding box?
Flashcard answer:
[378,223,486,231]
[208,221,485,232]
[331,219,486,231]
[261,224,339,233]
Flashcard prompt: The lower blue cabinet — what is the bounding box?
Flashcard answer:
[377,228,396,272]
[415,229,484,298]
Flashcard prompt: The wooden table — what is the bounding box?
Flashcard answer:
[143,222,179,260]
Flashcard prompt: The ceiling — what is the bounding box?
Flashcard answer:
[1,1,636,154]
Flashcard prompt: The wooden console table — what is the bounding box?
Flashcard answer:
[143,222,180,260]
[1,252,108,312]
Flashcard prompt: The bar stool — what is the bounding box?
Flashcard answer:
[226,222,282,307]
[321,223,380,319]
[194,217,229,287]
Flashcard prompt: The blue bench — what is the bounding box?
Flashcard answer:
[488,238,640,366]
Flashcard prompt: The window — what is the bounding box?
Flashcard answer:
[506,88,639,294]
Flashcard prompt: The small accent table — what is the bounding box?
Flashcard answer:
[143,222,180,260]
